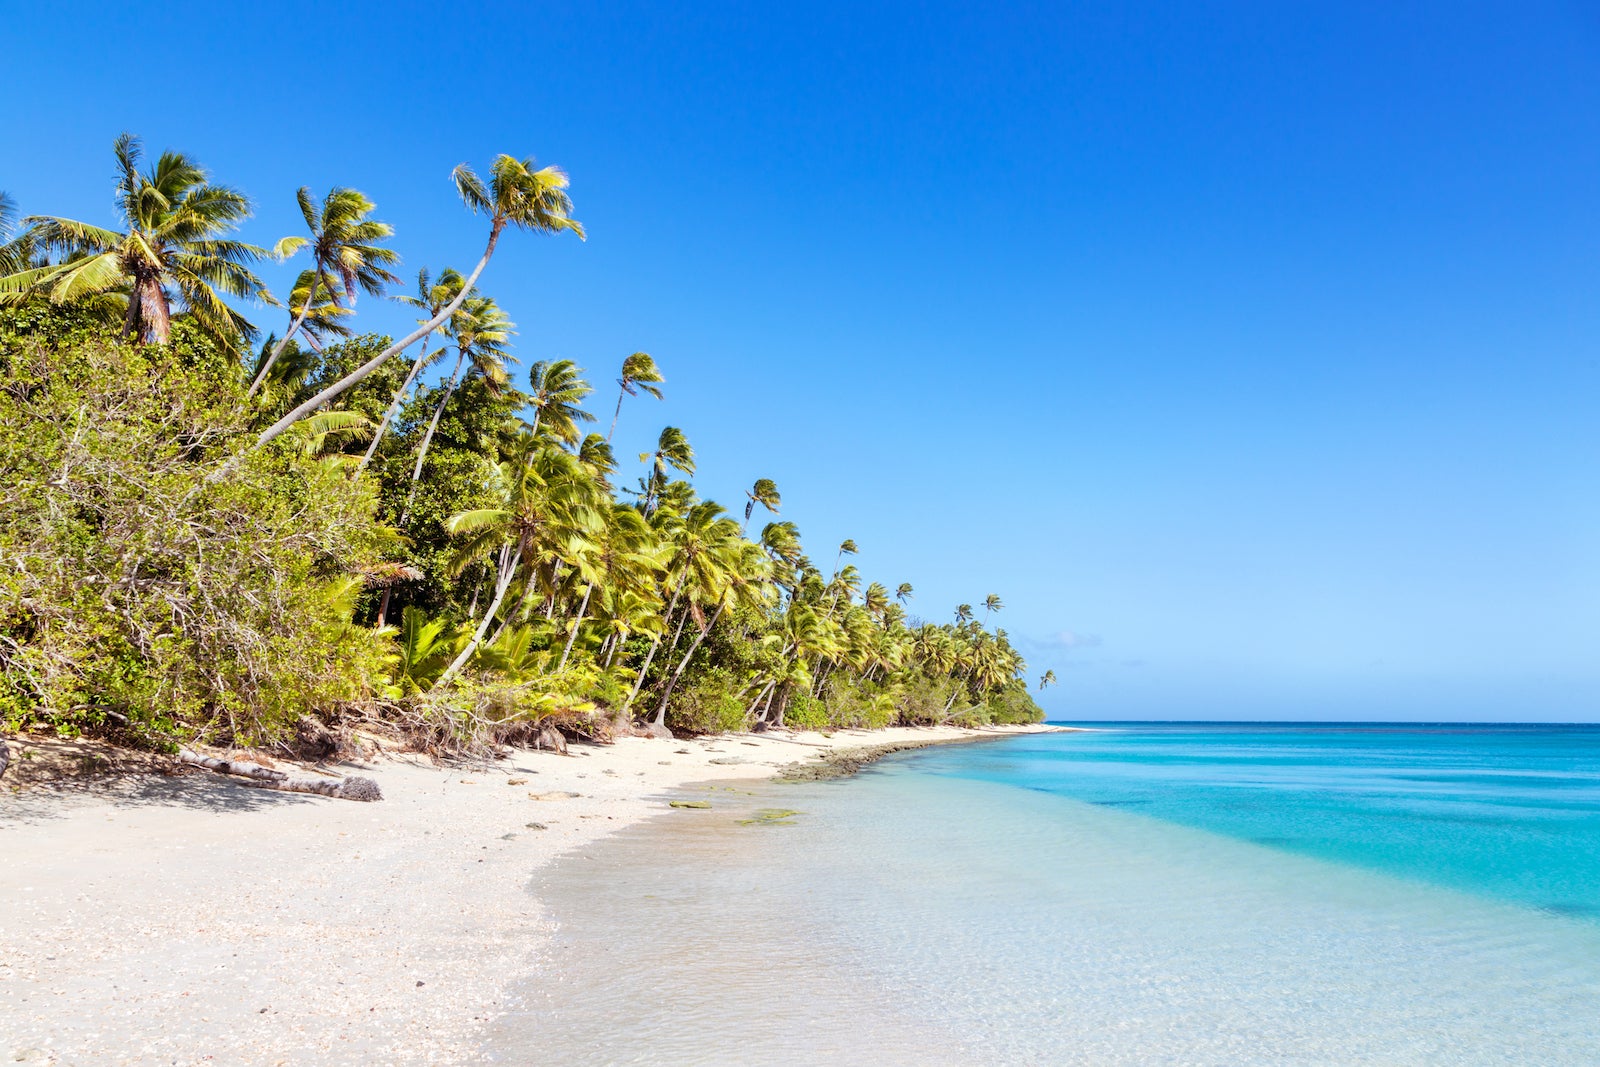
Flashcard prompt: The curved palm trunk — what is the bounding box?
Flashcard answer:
[254,221,503,449]
[624,581,683,713]
[435,544,521,690]
[248,272,320,398]
[653,595,728,726]
[399,351,466,520]
[557,582,595,671]
[356,337,431,474]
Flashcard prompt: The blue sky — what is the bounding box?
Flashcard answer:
[4,2,1598,719]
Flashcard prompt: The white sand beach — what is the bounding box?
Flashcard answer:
[0,724,1060,1066]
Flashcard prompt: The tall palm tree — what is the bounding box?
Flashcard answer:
[983,593,1004,627]
[1,134,277,353]
[1038,669,1057,691]
[953,603,974,626]
[247,186,399,397]
[639,426,695,516]
[436,449,604,688]
[560,503,661,671]
[895,582,914,604]
[255,153,582,448]
[742,478,781,533]
[608,351,664,440]
[527,359,595,444]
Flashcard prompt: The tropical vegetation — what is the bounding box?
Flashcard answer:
[0,135,1044,758]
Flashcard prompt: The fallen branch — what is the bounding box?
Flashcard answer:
[177,749,382,802]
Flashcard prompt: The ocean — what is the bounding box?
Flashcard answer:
[494,723,1600,1064]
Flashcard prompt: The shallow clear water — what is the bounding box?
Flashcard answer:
[494,724,1600,1065]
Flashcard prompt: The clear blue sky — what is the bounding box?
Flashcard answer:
[5,2,1598,720]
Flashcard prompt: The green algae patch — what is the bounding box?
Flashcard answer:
[670,800,712,809]
[737,808,804,826]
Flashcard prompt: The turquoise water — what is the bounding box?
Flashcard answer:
[498,725,1600,1064]
[956,722,1600,916]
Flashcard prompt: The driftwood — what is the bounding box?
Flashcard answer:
[177,749,382,802]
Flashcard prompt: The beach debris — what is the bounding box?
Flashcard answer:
[528,790,581,800]
[507,777,528,785]
[709,756,749,765]
[533,725,567,753]
[669,800,711,809]
[525,822,547,830]
[176,749,382,801]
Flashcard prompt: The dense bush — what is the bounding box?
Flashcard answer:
[0,323,391,745]
[665,668,748,734]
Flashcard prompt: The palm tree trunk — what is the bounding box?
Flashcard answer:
[557,582,594,671]
[608,386,624,441]
[624,581,683,712]
[435,545,520,689]
[356,336,432,474]
[248,272,320,398]
[398,352,466,519]
[255,221,504,449]
[653,595,727,726]
[131,275,171,346]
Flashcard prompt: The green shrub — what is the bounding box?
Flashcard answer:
[666,668,747,734]
[782,688,829,731]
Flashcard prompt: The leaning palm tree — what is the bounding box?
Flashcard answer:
[356,267,462,473]
[1039,669,1057,691]
[1,134,277,353]
[436,450,604,688]
[638,426,696,516]
[741,477,781,533]
[895,582,915,604]
[608,351,664,440]
[983,593,1004,626]
[255,153,582,449]
[527,359,595,445]
[399,294,515,518]
[247,186,399,397]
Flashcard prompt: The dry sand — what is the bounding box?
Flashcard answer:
[0,724,1062,1066]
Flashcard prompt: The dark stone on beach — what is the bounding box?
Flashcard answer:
[525,822,547,830]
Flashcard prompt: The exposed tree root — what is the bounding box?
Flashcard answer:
[177,749,383,801]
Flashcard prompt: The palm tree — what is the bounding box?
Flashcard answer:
[1038,669,1057,691]
[639,426,695,515]
[247,186,399,397]
[0,192,37,276]
[561,503,661,671]
[742,478,781,533]
[527,359,595,444]
[255,153,582,449]
[399,294,515,519]
[983,593,1004,627]
[895,582,914,604]
[608,351,664,440]
[436,449,604,688]
[1,134,277,353]
[357,267,462,472]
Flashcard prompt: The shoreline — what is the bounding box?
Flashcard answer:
[0,723,1065,1066]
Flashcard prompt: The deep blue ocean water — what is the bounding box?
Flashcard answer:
[500,724,1600,1065]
